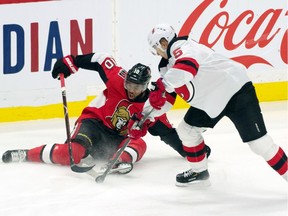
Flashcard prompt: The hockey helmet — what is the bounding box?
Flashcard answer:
[125,63,151,92]
[147,23,176,55]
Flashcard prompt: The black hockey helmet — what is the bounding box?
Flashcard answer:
[125,63,151,91]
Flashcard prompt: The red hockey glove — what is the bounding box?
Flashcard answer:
[149,78,167,110]
[52,55,79,79]
[128,113,151,140]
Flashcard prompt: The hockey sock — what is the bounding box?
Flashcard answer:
[27,143,86,165]
[249,134,288,180]
[117,138,147,163]
[183,141,208,172]
[267,147,287,180]
[119,151,133,163]
[27,145,45,162]
[183,141,206,162]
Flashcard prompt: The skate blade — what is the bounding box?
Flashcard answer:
[85,163,133,178]
[113,163,133,174]
[175,179,211,188]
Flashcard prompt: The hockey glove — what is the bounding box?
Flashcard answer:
[128,113,151,140]
[52,55,79,79]
[149,78,167,110]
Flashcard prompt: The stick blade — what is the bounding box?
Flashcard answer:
[71,164,96,173]
[95,175,105,183]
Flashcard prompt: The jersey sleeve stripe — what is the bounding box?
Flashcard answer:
[173,58,199,76]
[166,92,176,105]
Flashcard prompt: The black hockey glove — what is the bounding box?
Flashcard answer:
[52,55,78,79]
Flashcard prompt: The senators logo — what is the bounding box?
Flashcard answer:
[106,100,132,135]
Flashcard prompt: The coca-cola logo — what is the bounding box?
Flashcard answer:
[179,0,287,68]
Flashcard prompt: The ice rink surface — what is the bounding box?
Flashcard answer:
[0,101,287,216]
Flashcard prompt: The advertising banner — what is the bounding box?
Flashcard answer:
[0,0,287,121]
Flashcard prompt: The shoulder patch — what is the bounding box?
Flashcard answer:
[118,69,127,79]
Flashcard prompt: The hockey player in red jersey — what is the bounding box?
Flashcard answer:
[1,53,211,175]
[145,23,287,186]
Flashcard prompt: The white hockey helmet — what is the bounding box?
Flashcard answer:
[147,23,176,55]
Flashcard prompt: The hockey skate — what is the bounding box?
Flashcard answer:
[176,169,210,187]
[2,150,28,163]
[99,161,133,175]
[110,161,133,174]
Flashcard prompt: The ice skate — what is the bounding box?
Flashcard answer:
[99,161,133,175]
[2,150,28,163]
[113,161,133,174]
[176,169,210,187]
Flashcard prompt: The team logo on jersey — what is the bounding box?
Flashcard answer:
[106,100,132,135]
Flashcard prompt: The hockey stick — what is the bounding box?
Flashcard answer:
[59,73,95,173]
[95,108,154,183]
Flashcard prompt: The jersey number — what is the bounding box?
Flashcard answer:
[173,48,183,58]
[104,58,116,69]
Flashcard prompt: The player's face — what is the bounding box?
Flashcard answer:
[124,80,146,100]
[154,39,169,59]
[155,47,168,59]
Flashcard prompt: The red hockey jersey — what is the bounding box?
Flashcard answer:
[76,53,150,136]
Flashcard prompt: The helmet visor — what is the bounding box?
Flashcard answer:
[124,80,147,92]
[149,45,158,55]
[150,44,167,57]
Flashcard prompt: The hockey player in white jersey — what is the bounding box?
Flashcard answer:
[145,23,287,186]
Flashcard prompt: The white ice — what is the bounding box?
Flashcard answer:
[0,101,287,216]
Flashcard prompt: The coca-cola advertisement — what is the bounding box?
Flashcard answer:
[178,0,287,82]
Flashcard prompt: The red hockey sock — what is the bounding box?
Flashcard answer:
[119,151,133,163]
[27,145,44,162]
[52,143,86,165]
[27,143,86,166]
[118,138,147,163]
[267,146,288,176]
[183,141,206,163]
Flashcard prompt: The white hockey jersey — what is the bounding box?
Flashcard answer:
[162,37,250,118]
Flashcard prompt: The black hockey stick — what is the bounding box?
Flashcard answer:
[59,73,95,173]
[95,108,154,183]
